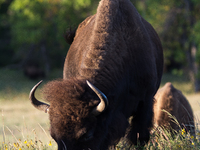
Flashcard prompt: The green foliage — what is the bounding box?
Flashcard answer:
[0,0,5,6]
[0,0,13,67]
[7,0,98,68]
[10,0,57,45]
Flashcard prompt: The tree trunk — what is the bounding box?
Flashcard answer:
[187,43,200,92]
[184,0,200,92]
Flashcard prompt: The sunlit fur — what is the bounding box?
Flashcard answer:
[153,82,195,136]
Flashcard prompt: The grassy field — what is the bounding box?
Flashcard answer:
[0,68,60,150]
[0,68,200,149]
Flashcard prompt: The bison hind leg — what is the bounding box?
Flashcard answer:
[126,100,153,147]
[126,124,150,146]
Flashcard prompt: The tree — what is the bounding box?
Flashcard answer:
[8,0,99,72]
[0,0,13,67]
[132,0,200,92]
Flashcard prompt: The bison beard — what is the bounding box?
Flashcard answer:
[29,0,163,149]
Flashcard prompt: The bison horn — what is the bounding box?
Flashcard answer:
[29,80,50,113]
[86,80,108,116]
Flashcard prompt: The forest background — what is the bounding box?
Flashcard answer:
[0,0,200,92]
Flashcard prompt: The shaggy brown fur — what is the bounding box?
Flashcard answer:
[42,79,129,149]
[153,82,195,136]
[34,0,163,149]
[43,79,95,139]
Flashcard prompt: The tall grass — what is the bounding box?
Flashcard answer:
[0,124,56,150]
[0,100,56,149]
[0,68,200,149]
[145,112,200,150]
[115,128,200,150]
[115,112,200,150]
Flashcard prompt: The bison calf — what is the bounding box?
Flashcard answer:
[153,82,195,136]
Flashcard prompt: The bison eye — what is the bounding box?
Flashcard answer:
[82,133,93,141]
[78,130,94,142]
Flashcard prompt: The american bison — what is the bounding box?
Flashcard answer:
[153,82,195,136]
[29,0,163,149]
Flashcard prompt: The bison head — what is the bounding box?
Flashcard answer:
[29,79,108,150]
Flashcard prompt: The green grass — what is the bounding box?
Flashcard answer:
[161,73,194,94]
[0,68,62,101]
[0,68,200,149]
[0,68,61,149]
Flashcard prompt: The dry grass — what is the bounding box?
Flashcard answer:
[0,101,56,149]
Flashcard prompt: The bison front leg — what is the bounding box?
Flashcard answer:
[127,98,153,147]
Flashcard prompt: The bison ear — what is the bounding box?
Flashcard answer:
[86,80,109,116]
[64,27,76,45]
[29,80,50,113]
